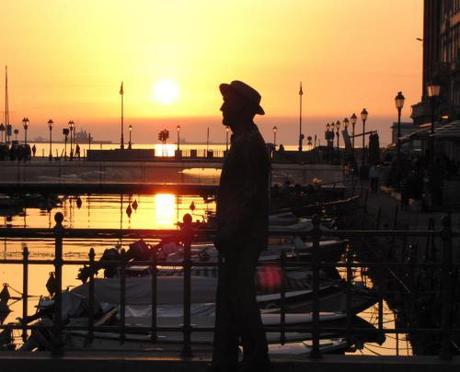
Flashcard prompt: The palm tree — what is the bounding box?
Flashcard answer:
[158,129,169,156]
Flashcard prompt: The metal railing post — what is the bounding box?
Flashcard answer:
[181,234,193,357]
[310,214,322,359]
[280,251,286,345]
[53,212,64,354]
[439,215,453,360]
[345,243,352,345]
[21,245,29,342]
[151,248,158,342]
[120,248,126,344]
[87,248,95,345]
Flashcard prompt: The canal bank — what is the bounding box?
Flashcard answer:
[0,159,344,186]
[341,181,460,357]
[0,352,459,372]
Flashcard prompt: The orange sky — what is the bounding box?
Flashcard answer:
[2,0,423,145]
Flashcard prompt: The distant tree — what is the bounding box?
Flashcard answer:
[158,129,170,156]
[158,129,169,144]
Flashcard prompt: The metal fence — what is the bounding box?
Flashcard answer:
[0,213,458,359]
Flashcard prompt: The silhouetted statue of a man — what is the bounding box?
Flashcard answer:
[211,81,270,372]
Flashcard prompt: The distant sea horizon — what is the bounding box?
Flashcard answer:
[28,142,317,158]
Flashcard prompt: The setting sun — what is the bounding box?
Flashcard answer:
[153,79,180,105]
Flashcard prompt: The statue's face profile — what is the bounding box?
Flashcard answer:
[220,91,252,127]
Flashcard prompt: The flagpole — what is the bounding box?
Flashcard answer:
[120,81,124,149]
[298,82,303,152]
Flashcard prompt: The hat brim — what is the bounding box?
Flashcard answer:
[219,83,265,115]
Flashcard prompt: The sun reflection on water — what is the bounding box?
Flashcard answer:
[153,193,176,228]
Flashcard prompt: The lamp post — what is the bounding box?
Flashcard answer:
[350,113,357,149]
[427,83,440,165]
[395,91,405,160]
[298,82,303,152]
[225,126,229,151]
[63,128,69,159]
[128,125,133,149]
[326,123,331,147]
[176,125,180,152]
[68,120,75,160]
[6,125,12,144]
[22,117,29,145]
[0,124,4,143]
[343,118,349,149]
[48,119,53,161]
[360,109,368,166]
[273,126,277,148]
[335,120,341,149]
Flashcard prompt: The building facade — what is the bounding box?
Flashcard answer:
[412,0,460,125]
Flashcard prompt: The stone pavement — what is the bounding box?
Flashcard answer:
[0,352,459,372]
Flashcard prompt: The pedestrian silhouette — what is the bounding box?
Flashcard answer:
[211,80,270,372]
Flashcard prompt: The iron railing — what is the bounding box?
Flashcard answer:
[0,213,459,359]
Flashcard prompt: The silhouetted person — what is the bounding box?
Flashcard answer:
[369,163,379,193]
[400,176,410,211]
[75,144,81,159]
[32,144,36,157]
[211,81,270,372]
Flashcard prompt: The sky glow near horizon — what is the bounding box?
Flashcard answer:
[1,0,423,145]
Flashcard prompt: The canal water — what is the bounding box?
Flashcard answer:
[0,192,411,356]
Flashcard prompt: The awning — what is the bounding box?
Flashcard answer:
[399,126,431,144]
[432,120,460,139]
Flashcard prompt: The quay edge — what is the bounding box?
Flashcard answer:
[0,353,459,372]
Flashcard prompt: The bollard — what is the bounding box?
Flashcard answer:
[22,245,29,342]
[439,215,453,360]
[52,212,64,354]
[310,214,322,359]
[87,248,95,345]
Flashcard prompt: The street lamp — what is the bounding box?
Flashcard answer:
[350,113,357,149]
[62,128,69,159]
[68,120,75,160]
[128,125,133,149]
[273,126,278,148]
[395,91,405,160]
[176,125,180,152]
[427,83,440,164]
[6,125,12,144]
[0,124,4,143]
[326,123,331,147]
[360,108,368,165]
[335,120,341,149]
[225,126,229,151]
[22,117,29,145]
[48,119,54,161]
